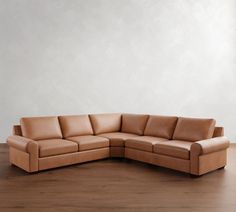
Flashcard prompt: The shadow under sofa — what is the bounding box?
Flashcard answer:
[7,113,230,176]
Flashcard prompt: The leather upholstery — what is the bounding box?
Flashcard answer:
[125,148,155,164]
[121,114,149,135]
[173,117,216,142]
[144,115,178,139]
[110,147,125,157]
[59,115,93,138]
[9,147,30,172]
[154,140,192,160]
[190,136,230,155]
[90,113,121,134]
[8,114,229,175]
[21,116,62,140]
[153,153,190,173]
[39,148,110,171]
[126,136,168,152]
[7,135,34,152]
[193,150,227,175]
[99,132,138,146]
[66,135,109,151]
[38,139,78,157]
[213,127,224,137]
[13,125,22,136]
[7,135,39,172]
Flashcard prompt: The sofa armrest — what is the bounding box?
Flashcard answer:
[191,136,230,156]
[7,135,38,153]
[7,135,39,172]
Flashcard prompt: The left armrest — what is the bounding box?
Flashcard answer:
[191,136,230,156]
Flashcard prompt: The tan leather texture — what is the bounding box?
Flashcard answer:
[190,137,229,175]
[144,115,178,139]
[153,153,190,173]
[39,148,109,171]
[8,136,39,172]
[13,125,22,136]
[213,127,224,137]
[110,147,125,157]
[121,114,149,135]
[125,148,156,165]
[59,115,93,138]
[90,113,121,134]
[173,117,216,142]
[125,136,167,152]
[38,139,78,158]
[7,135,34,152]
[191,150,227,175]
[8,114,229,175]
[198,150,227,175]
[99,132,138,147]
[154,140,192,160]
[9,147,30,172]
[190,136,229,156]
[21,116,62,140]
[66,135,109,151]
[28,141,39,172]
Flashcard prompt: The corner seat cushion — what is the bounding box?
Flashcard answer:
[38,139,78,158]
[125,136,168,152]
[59,115,93,138]
[98,132,139,147]
[21,116,62,140]
[121,114,149,135]
[89,114,121,135]
[66,135,109,151]
[154,140,192,160]
[144,115,178,139]
[173,117,216,142]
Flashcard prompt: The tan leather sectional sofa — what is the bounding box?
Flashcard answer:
[7,114,230,176]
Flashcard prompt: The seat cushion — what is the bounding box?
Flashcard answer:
[173,117,216,142]
[59,115,93,138]
[99,132,139,147]
[154,140,192,160]
[89,114,121,135]
[66,135,109,151]
[21,116,62,140]
[144,115,178,139]
[125,136,168,152]
[121,114,149,135]
[38,139,78,158]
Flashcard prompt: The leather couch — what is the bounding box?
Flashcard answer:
[7,113,230,176]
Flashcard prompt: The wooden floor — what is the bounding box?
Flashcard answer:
[0,144,236,212]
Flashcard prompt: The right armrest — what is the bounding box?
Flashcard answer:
[7,135,38,153]
[191,136,230,156]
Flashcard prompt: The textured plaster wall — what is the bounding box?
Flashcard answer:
[0,0,236,142]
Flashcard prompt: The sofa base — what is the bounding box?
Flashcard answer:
[9,147,110,172]
[125,148,156,165]
[9,146,228,176]
[125,148,190,173]
[110,147,124,158]
[39,147,110,171]
[9,147,30,172]
[191,149,227,176]
[153,153,190,173]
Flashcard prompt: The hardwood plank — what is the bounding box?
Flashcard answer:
[0,143,236,212]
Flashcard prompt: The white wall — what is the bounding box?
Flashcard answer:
[0,0,236,142]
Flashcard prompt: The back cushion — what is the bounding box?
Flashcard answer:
[59,115,93,138]
[144,115,178,139]
[173,117,216,142]
[89,113,122,135]
[121,114,149,135]
[20,116,62,140]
